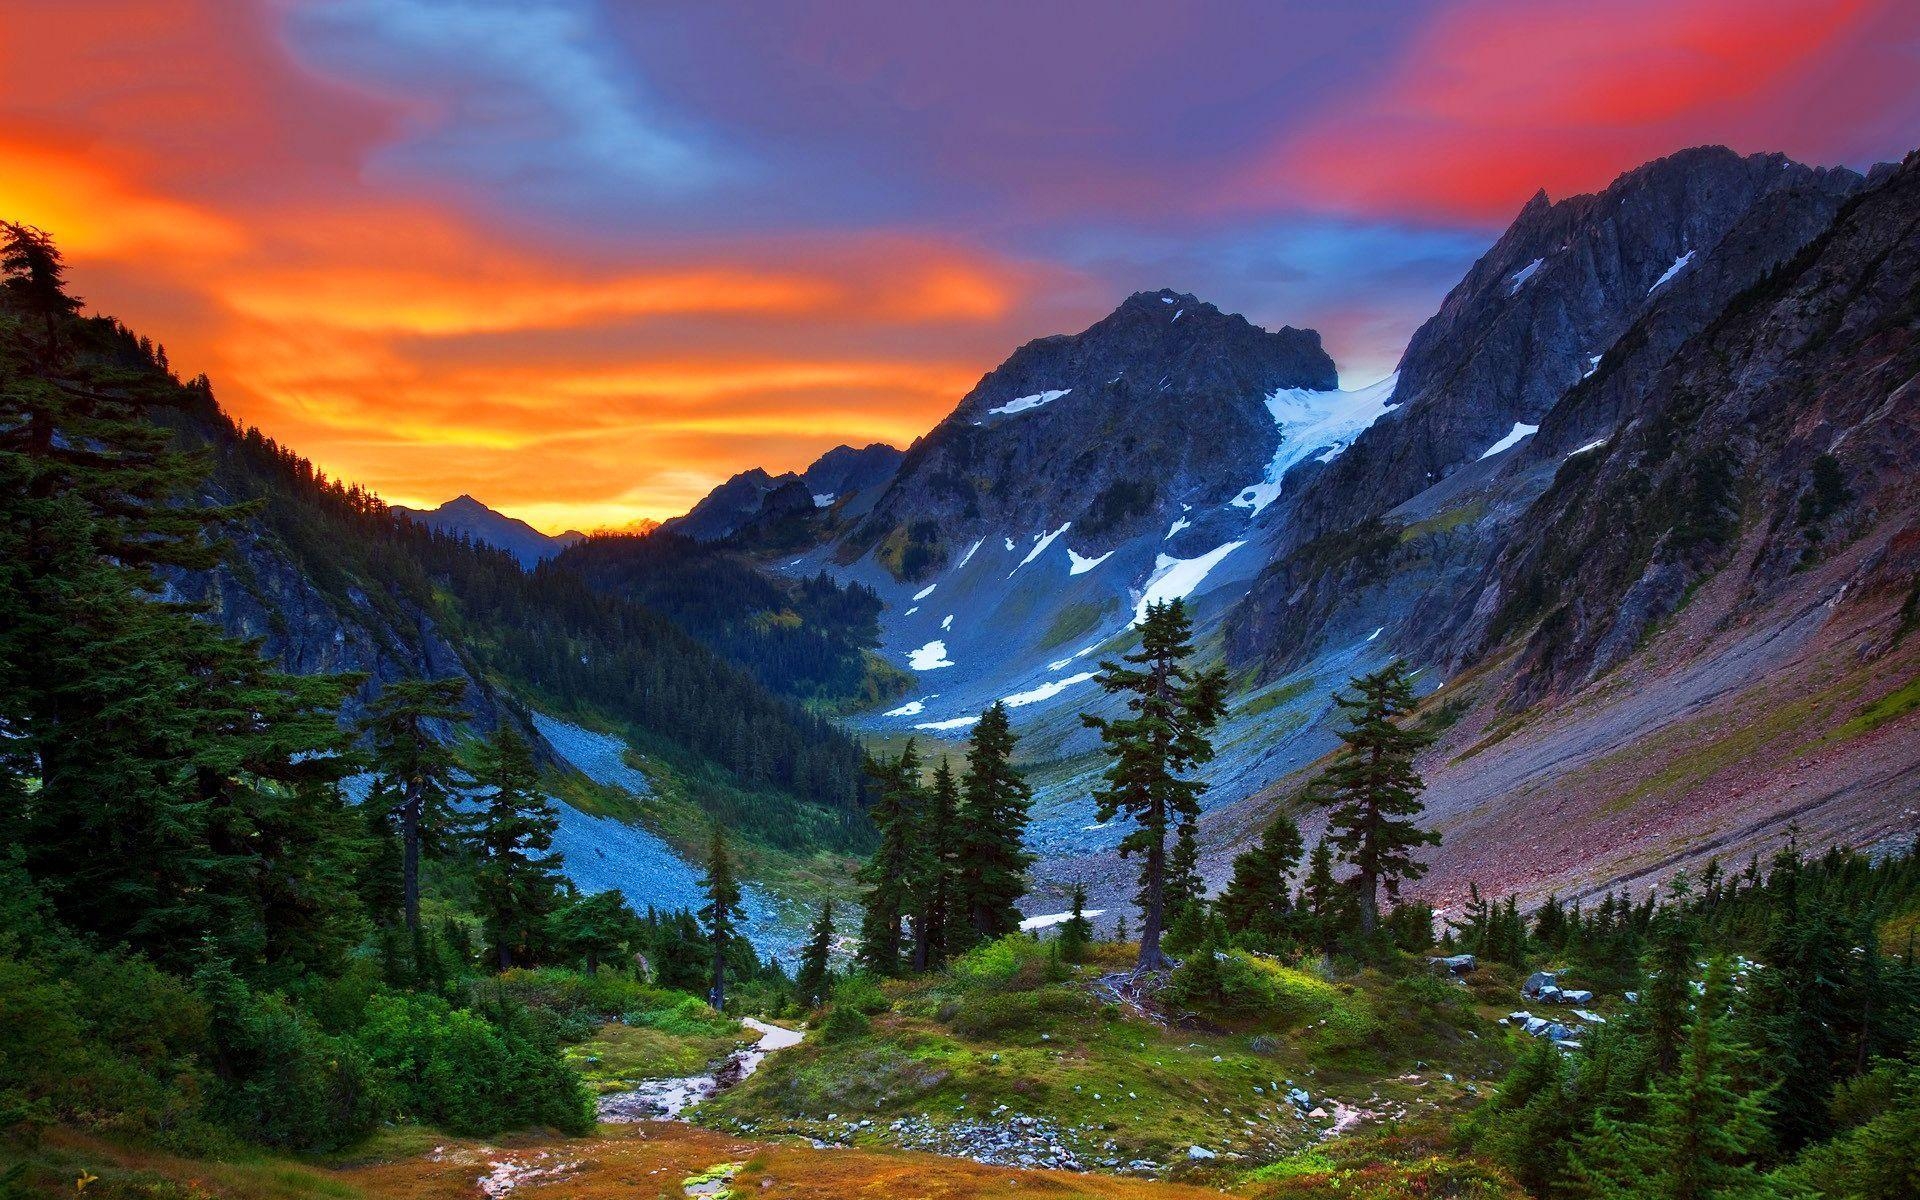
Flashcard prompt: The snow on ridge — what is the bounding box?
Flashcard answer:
[1567,437,1608,457]
[915,714,979,732]
[1507,257,1545,295]
[1067,547,1113,575]
[812,492,835,507]
[1003,671,1098,709]
[989,388,1071,416]
[1582,353,1603,379]
[1133,541,1246,625]
[1013,522,1072,573]
[1233,374,1399,516]
[884,699,926,717]
[1649,250,1695,294]
[1479,421,1539,460]
[1165,515,1190,540]
[908,640,955,670]
[956,538,984,569]
[1048,643,1100,672]
[913,582,938,601]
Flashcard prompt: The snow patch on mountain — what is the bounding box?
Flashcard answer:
[1134,541,1246,624]
[989,388,1071,416]
[1508,257,1545,293]
[956,538,984,569]
[884,699,927,717]
[1232,374,1400,515]
[1479,422,1540,460]
[913,582,938,601]
[908,640,955,670]
[1003,671,1098,709]
[915,714,980,732]
[1014,522,1072,572]
[1649,250,1695,293]
[1067,548,1114,575]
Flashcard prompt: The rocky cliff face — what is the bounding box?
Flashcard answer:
[842,290,1337,578]
[1280,147,1862,546]
[1225,147,1864,677]
[1469,151,1920,703]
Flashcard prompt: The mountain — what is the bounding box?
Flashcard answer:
[661,442,903,543]
[717,145,1919,928]
[390,493,583,567]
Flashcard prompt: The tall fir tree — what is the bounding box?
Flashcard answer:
[1,222,362,970]
[699,824,741,1011]
[1058,883,1093,964]
[549,889,636,974]
[953,703,1035,946]
[360,677,469,932]
[1299,839,1347,955]
[1082,599,1226,972]
[795,901,836,1006]
[911,757,961,970]
[1310,661,1438,934]
[857,741,924,974]
[1217,812,1305,949]
[467,726,565,969]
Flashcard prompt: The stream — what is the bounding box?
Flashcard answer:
[596,1017,803,1123]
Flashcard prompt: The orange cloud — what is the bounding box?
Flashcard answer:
[1236,0,1899,221]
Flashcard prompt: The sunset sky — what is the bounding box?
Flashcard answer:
[4,1,1917,531]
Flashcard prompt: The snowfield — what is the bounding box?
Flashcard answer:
[1066,548,1113,575]
[1020,909,1106,932]
[1232,374,1399,515]
[1134,541,1246,624]
[1014,522,1072,572]
[1649,249,1695,293]
[1002,670,1098,709]
[1508,257,1545,294]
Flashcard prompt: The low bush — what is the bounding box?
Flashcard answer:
[946,986,1088,1039]
[947,936,1064,995]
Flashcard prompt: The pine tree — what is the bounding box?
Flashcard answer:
[549,889,635,974]
[857,741,924,974]
[1082,599,1226,972]
[1217,813,1305,949]
[1299,840,1347,955]
[1568,958,1775,1200]
[1165,819,1204,925]
[467,726,564,969]
[1310,661,1437,934]
[1641,908,1699,1078]
[953,703,1035,946]
[1,226,361,969]
[796,901,836,1006]
[911,757,962,970]
[1058,883,1093,963]
[699,824,741,1011]
[361,677,469,931]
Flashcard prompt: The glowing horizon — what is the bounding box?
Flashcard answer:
[4,0,1915,532]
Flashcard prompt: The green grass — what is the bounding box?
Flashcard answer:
[1237,676,1316,720]
[1832,674,1920,740]
[696,941,1508,1169]
[1398,500,1486,543]
[1040,598,1119,650]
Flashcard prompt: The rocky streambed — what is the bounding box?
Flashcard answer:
[597,1017,803,1122]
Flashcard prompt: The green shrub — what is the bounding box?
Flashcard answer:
[1166,949,1354,1030]
[355,992,591,1135]
[820,1003,872,1044]
[947,986,1087,1039]
[832,973,893,1015]
[947,936,1064,995]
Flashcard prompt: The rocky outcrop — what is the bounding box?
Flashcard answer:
[664,466,797,542]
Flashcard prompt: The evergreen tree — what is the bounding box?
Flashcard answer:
[1058,883,1093,964]
[857,741,923,973]
[795,901,836,1006]
[467,727,564,969]
[953,704,1035,946]
[1,225,361,969]
[361,677,469,931]
[1217,813,1305,948]
[1081,599,1226,972]
[1299,840,1347,955]
[699,825,741,1011]
[911,757,961,970]
[1641,908,1699,1078]
[1310,661,1438,934]
[1165,819,1204,925]
[549,889,635,974]
[1568,958,1775,1200]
